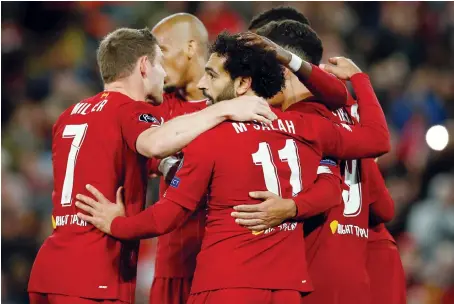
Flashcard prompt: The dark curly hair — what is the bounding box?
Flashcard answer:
[210,31,285,99]
[256,20,323,65]
[248,6,310,31]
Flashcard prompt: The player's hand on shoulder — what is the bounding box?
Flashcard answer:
[231,191,297,232]
[238,32,292,65]
[320,57,362,80]
[221,95,277,125]
[76,185,125,235]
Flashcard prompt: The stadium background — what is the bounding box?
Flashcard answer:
[1,1,454,303]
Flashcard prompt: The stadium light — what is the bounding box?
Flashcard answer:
[426,125,449,151]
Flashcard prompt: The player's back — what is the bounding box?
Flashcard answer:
[287,100,371,304]
[29,91,160,302]
[189,108,322,294]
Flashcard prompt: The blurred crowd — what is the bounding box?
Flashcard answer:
[2,2,454,304]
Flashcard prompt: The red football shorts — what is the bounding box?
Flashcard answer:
[29,293,126,304]
[187,288,303,304]
[149,277,192,304]
[367,240,406,304]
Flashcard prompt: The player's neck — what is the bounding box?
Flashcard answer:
[104,79,145,102]
[281,77,313,111]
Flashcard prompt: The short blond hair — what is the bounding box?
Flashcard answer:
[97,27,158,84]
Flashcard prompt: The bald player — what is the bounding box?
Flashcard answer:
[146,14,210,304]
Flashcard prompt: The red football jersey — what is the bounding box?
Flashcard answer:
[161,101,388,294]
[152,91,208,278]
[287,75,377,303]
[28,91,164,302]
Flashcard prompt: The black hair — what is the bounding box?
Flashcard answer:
[256,20,323,65]
[210,31,285,99]
[248,6,310,31]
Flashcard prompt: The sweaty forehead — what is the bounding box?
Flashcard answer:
[206,53,227,75]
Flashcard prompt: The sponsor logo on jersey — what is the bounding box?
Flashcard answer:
[139,113,160,124]
[320,157,338,167]
[252,222,298,236]
[329,220,368,238]
[170,176,180,188]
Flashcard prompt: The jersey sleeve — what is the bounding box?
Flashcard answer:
[293,157,343,219]
[365,159,395,223]
[298,73,390,159]
[110,198,191,240]
[303,64,348,110]
[118,101,164,153]
[162,132,215,211]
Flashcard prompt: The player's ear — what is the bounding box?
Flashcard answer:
[235,76,252,96]
[138,56,148,78]
[186,40,196,59]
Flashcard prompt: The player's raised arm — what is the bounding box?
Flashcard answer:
[76,134,214,240]
[364,159,395,224]
[238,27,348,110]
[302,69,390,159]
[135,95,276,159]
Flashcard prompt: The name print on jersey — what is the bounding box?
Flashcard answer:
[71,99,109,115]
[232,119,296,134]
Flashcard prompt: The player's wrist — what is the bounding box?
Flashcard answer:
[286,199,297,218]
[288,52,303,73]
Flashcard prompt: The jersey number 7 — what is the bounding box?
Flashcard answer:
[61,124,88,207]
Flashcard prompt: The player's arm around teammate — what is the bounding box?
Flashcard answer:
[138,94,277,159]
[232,57,390,231]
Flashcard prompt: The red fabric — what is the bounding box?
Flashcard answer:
[29,293,127,304]
[116,108,368,293]
[287,73,390,160]
[304,64,348,110]
[367,241,406,304]
[149,277,192,304]
[111,198,190,240]
[286,74,388,303]
[110,73,388,295]
[369,223,396,245]
[153,92,208,278]
[365,159,395,223]
[147,158,161,176]
[187,289,302,304]
[28,92,164,302]
[294,167,343,219]
[164,107,385,294]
